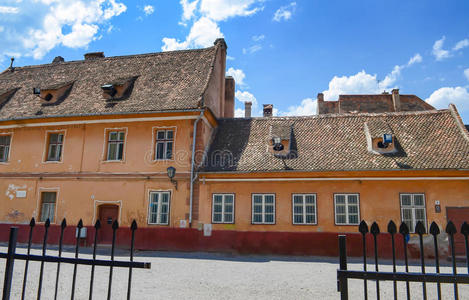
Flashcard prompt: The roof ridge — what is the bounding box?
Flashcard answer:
[219,108,448,122]
[2,46,216,72]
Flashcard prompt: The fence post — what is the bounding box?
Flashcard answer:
[2,227,18,300]
[338,235,348,300]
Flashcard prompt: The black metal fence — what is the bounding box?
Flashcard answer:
[1,218,151,300]
[337,220,469,300]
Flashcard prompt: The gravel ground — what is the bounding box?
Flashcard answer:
[0,245,468,299]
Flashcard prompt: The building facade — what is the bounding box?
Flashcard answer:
[0,39,468,255]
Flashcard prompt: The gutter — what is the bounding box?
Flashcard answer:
[189,111,204,226]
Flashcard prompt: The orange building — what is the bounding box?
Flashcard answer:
[0,39,468,256]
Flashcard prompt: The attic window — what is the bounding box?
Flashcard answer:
[33,82,74,106]
[101,77,137,101]
[269,124,293,157]
[364,122,397,154]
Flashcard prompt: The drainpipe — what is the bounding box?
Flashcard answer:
[189,111,204,226]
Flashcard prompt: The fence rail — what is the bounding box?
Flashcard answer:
[337,220,469,300]
[1,218,151,300]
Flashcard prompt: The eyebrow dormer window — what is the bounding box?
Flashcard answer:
[364,121,397,154]
[33,82,73,106]
[101,77,137,101]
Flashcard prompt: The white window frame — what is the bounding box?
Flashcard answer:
[155,129,174,160]
[0,134,11,162]
[212,194,235,224]
[47,132,64,161]
[292,194,317,225]
[252,194,276,224]
[334,194,360,225]
[400,193,427,233]
[147,191,171,225]
[106,130,125,161]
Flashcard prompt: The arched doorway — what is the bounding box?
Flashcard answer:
[98,204,119,244]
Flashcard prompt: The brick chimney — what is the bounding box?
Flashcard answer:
[316,93,324,114]
[52,56,64,63]
[263,104,273,117]
[224,76,235,118]
[245,102,252,118]
[84,52,105,60]
[391,89,401,112]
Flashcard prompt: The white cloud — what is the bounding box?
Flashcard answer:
[226,67,246,86]
[453,39,469,51]
[283,98,317,116]
[432,36,451,61]
[162,16,223,51]
[200,0,263,21]
[180,0,199,23]
[464,68,469,82]
[143,5,154,16]
[242,44,262,54]
[273,2,296,22]
[0,0,126,60]
[0,6,20,14]
[235,90,257,106]
[235,108,245,117]
[407,53,422,66]
[252,34,264,42]
[425,86,469,114]
[323,71,380,100]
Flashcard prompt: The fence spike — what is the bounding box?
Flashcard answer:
[45,218,51,227]
[131,220,138,231]
[61,218,67,229]
[29,217,36,227]
[387,220,397,234]
[415,221,426,235]
[95,219,101,229]
[112,220,119,230]
[77,219,83,229]
[429,222,440,236]
[359,220,369,234]
[399,222,409,235]
[370,222,380,235]
[446,221,457,235]
[461,221,469,236]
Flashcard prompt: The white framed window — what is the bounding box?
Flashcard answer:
[148,191,170,225]
[334,194,360,225]
[40,191,56,222]
[212,194,235,223]
[400,193,426,233]
[106,130,125,161]
[47,132,64,161]
[292,194,317,225]
[155,129,174,160]
[0,135,11,162]
[252,194,275,224]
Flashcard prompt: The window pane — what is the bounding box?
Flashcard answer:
[335,195,345,204]
[108,143,117,160]
[160,214,168,224]
[161,203,168,214]
[305,195,315,204]
[349,214,358,224]
[58,134,64,143]
[264,214,274,223]
[213,213,222,222]
[253,204,262,213]
[156,142,164,159]
[293,195,303,204]
[166,130,174,140]
[265,204,274,213]
[253,214,262,223]
[224,195,233,204]
[415,208,425,221]
[214,204,222,213]
[336,215,346,224]
[117,143,124,160]
[118,132,125,141]
[294,215,303,224]
[157,131,165,140]
[166,142,173,159]
[214,195,223,203]
[336,205,345,214]
[224,214,233,223]
[402,208,412,221]
[306,215,315,224]
[224,204,233,213]
[348,195,358,204]
[0,147,6,161]
[50,133,59,143]
[162,193,169,203]
[48,145,57,160]
[305,205,314,214]
[294,205,303,214]
[253,195,262,204]
[265,195,274,203]
[42,192,56,203]
[348,205,358,214]
[109,132,118,141]
[413,195,424,206]
[401,195,411,206]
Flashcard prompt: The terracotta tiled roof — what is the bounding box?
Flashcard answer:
[202,106,469,172]
[0,43,221,121]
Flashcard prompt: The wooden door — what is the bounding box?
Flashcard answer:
[446,207,469,256]
[98,205,119,244]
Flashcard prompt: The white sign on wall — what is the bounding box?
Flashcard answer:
[16,190,26,198]
[203,224,212,236]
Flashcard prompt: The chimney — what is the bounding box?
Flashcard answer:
[84,52,105,60]
[316,93,324,114]
[263,104,273,117]
[391,89,401,112]
[52,56,64,63]
[224,76,235,118]
[245,102,252,118]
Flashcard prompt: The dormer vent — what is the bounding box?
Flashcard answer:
[364,121,397,154]
[101,77,137,101]
[52,56,65,63]
[34,82,74,106]
[269,124,294,158]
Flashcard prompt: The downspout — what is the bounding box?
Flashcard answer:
[189,111,204,226]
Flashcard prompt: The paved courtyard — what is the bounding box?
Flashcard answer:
[1,246,468,299]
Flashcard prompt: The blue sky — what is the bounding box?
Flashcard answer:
[1,0,469,122]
